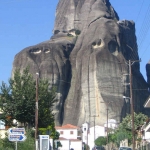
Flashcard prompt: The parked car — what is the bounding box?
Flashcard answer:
[119,147,132,150]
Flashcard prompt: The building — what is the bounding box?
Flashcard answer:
[82,120,118,150]
[0,109,6,138]
[55,124,82,150]
[82,122,105,150]
[104,119,118,130]
[144,96,150,108]
[142,96,150,142]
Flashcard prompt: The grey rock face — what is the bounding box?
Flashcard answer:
[12,0,150,126]
[146,61,150,89]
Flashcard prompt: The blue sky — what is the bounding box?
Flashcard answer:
[0,0,150,84]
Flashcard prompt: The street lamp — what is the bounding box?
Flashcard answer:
[123,96,130,103]
[35,73,39,150]
[123,96,135,150]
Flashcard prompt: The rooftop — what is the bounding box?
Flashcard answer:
[55,124,79,129]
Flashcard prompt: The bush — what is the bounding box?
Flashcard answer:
[95,136,107,146]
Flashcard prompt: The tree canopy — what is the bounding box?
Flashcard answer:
[0,68,57,129]
[110,113,148,146]
[95,136,107,146]
[94,112,148,147]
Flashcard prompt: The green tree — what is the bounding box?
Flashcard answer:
[95,136,107,146]
[110,112,148,146]
[0,68,57,129]
[112,130,131,147]
[84,144,90,150]
[38,79,56,128]
[119,113,147,133]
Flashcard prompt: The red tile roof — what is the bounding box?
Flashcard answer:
[55,124,79,129]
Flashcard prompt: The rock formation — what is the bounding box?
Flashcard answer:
[146,61,150,90]
[12,0,150,126]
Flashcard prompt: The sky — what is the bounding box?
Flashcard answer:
[0,0,150,84]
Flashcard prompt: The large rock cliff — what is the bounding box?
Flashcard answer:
[12,0,150,126]
[146,61,150,91]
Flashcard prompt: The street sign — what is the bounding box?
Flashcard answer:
[7,128,25,134]
[8,134,27,142]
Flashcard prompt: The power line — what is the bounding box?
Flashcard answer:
[140,41,150,59]
[137,5,150,52]
[135,0,145,24]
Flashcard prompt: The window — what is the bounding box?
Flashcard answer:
[60,131,63,134]
[84,128,86,131]
[70,131,73,134]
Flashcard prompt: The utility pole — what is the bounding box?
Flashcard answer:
[35,73,39,150]
[90,115,99,146]
[87,122,89,148]
[124,59,140,150]
[100,101,112,145]
[106,107,109,145]
[94,116,95,143]
[129,60,135,150]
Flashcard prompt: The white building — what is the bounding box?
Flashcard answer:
[82,123,105,150]
[141,122,150,142]
[82,120,118,150]
[142,96,150,142]
[104,119,118,129]
[0,109,6,139]
[55,124,82,150]
[88,125,105,149]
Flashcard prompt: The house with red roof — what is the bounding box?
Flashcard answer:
[55,124,82,150]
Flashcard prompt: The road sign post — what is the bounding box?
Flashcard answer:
[8,128,26,150]
[8,134,27,142]
[7,128,25,134]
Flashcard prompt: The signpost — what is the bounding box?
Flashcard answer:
[8,134,26,142]
[7,128,25,134]
[8,128,26,150]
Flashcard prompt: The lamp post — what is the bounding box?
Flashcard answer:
[35,73,39,150]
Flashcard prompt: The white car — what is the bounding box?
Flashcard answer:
[119,147,132,150]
